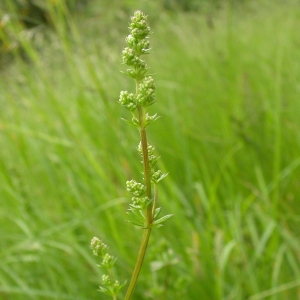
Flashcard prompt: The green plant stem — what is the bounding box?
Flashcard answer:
[124,228,152,300]
[124,103,154,299]
[138,107,153,223]
[108,269,117,300]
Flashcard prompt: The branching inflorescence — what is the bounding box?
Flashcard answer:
[91,10,172,300]
[90,237,124,299]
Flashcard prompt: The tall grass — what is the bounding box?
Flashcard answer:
[1,0,300,299]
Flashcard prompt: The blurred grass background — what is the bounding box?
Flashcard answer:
[1,0,300,299]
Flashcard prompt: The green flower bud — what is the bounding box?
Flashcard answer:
[122,47,135,65]
[122,48,147,70]
[137,142,155,154]
[145,113,156,123]
[126,34,135,46]
[136,76,156,106]
[119,91,136,111]
[131,196,151,209]
[151,170,168,184]
[148,143,155,154]
[152,170,163,182]
[102,253,116,268]
[102,274,111,286]
[133,57,147,70]
[114,280,120,288]
[137,142,157,165]
[129,11,150,39]
[126,34,150,55]
[137,142,141,153]
[126,180,146,197]
[91,237,108,257]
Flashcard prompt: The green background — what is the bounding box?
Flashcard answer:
[1,0,300,299]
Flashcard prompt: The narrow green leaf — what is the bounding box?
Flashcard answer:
[150,156,161,167]
[153,214,173,225]
[145,114,161,127]
[156,172,168,184]
[150,223,163,229]
[126,219,145,227]
[121,118,140,128]
[154,207,161,219]
[138,209,145,219]
[126,212,144,224]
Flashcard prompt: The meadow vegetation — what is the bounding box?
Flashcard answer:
[1,0,300,299]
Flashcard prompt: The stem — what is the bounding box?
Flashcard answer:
[124,104,154,299]
[108,268,117,300]
[124,228,152,300]
[138,107,153,223]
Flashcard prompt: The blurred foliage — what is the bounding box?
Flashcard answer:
[0,0,89,67]
[1,0,300,298]
[151,0,251,12]
[0,0,253,68]
[5,0,51,28]
[1,0,89,27]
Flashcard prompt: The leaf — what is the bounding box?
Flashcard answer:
[153,207,161,219]
[153,214,173,225]
[127,209,145,223]
[126,208,147,227]
[121,117,140,128]
[126,219,145,227]
[219,240,236,273]
[150,156,161,167]
[144,100,156,107]
[138,209,146,219]
[156,172,168,184]
[150,223,163,229]
[99,286,114,296]
[126,213,144,224]
[145,113,161,127]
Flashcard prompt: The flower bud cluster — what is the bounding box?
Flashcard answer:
[101,276,122,295]
[121,10,150,76]
[102,253,116,269]
[91,237,108,257]
[137,142,156,165]
[152,170,164,183]
[122,47,147,70]
[91,237,116,268]
[136,76,156,106]
[131,196,151,209]
[151,170,168,184]
[119,91,136,111]
[129,10,150,40]
[127,179,152,209]
[126,34,150,55]
[91,237,123,296]
[102,274,111,286]
[126,179,146,197]
[118,10,156,112]
[145,113,159,125]
[136,142,167,184]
